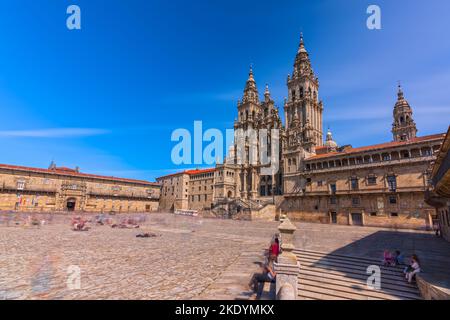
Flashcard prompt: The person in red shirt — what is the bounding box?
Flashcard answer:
[269,237,280,261]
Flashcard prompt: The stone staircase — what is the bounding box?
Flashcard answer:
[210,197,275,220]
[294,249,422,300]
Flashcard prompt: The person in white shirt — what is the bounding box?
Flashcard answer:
[404,254,421,283]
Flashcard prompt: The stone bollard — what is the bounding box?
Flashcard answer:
[275,217,300,300]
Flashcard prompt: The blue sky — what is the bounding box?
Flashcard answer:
[0,0,449,181]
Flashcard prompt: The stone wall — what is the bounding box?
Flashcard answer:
[280,194,433,229]
[0,169,159,213]
[188,173,214,211]
[417,274,450,300]
[279,157,436,229]
[158,173,189,211]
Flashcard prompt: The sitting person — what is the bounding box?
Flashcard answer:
[382,250,395,266]
[393,250,405,265]
[249,256,277,299]
[404,254,421,283]
[269,238,280,260]
[71,217,89,231]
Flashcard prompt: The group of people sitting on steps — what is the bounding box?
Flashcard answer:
[382,249,421,283]
[248,235,281,299]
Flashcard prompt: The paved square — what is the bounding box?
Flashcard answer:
[0,213,276,300]
[1,213,449,300]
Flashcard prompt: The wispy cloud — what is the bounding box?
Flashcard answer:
[159,90,242,104]
[0,128,110,138]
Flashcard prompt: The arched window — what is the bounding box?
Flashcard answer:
[300,87,304,98]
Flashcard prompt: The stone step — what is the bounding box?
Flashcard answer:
[299,265,418,293]
[295,249,405,273]
[298,288,351,300]
[298,272,421,300]
[294,249,421,300]
[297,256,406,279]
[294,250,405,271]
[298,278,415,300]
[259,282,276,300]
[297,290,340,300]
[296,256,412,285]
[297,282,384,300]
[293,248,388,266]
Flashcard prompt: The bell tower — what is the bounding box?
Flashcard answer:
[392,84,417,142]
[285,33,323,152]
[237,66,260,129]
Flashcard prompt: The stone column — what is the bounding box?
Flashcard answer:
[272,174,276,198]
[275,217,300,300]
[285,109,289,130]
[242,170,248,199]
[251,168,258,199]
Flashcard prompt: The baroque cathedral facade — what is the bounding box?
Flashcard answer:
[158,34,445,230]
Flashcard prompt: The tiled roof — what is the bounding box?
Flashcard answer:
[185,168,215,175]
[306,134,445,161]
[0,163,159,186]
[157,168,215,179]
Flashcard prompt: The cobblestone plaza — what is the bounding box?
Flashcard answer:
[0,213,276,300]
[1,213,449,300]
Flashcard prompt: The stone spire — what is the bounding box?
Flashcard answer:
[297,32,307,54]
[326,128,333,141]
[397,83,404,99]
[242,65,259,104]
[325,128,338,150]
[392,84,417,142]
[48,160,56,170]
[264,83,271,102]
[293,32,314,79]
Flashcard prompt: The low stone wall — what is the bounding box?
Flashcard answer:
[417,273,450,300]
[281,209,429,230]
[274,218,299,300]
[251,205,276,221]
[286,211,330,224]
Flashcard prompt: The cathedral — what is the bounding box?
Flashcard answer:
[158,34,445,230]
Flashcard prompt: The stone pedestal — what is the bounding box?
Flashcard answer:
[274,217,300,300]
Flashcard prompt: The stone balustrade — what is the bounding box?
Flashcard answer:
[274,217,300,300]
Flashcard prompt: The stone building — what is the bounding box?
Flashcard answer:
[157,34,446,229]
[281,132,443,229]
[426,126,450,241]
[187,168,216,211]
[157,168,216,211]
[0,163,160,213]
[232,68,284,200]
